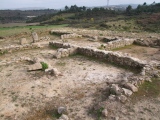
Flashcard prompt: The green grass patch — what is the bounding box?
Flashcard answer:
[0,24,68,37]
[41,62,48,71]
[131,78,160,101]
[46,109,62,119]
[97,107,104,120]
[112,44,136,51]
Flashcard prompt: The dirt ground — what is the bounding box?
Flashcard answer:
[113,45,160,62]
[0,28,160,120]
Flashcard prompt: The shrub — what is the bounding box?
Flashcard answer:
[41,62,48,71]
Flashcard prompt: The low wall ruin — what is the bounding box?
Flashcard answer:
[0,43,42,54]
[105,38,135,50]
[49,41,146,70]
[61,33,82,39]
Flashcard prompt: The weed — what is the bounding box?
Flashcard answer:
[12,95,18,102]
[131,78,160,102]
[46,109,62,119]
[98,44,106,50]
[97,107,104,120]
[0,50,8,55]
[15,104,19,107]
[56,62,66,66]
[41,62,48,71]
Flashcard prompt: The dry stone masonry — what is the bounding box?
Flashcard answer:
[104,38,135,50]
[61,33,82,39]
[0,43,42,55]
[49,41,146,70]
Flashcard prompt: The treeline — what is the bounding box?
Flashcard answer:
[27,2,160,24]
[60,5,118,20]
[126,2,160,15]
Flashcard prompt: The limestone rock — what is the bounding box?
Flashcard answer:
[58,107,67,114]
[118,95,127,103]
[108,95,116,101]
[53,68,62,76]
[123,83,138,92]
[28,62,42,71]
[32,32,39,43]
[20,38,28,45]
[110,84,121,95]
[102,109,108,117]
[59,114,69,120]
[141,69,146,76]
[32,57,45,64]
[122,88,133,96]
[45,68,61,76]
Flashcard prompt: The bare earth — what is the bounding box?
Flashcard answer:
[0,28,160,120]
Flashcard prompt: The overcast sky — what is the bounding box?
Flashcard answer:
[0,0,160,9]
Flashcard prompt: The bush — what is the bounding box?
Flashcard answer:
[41,62,48,71]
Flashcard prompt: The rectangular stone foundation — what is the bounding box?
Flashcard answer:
[49,42,146,70]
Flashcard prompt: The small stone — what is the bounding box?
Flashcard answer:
[58,107,67,114]
[118,95,127,103]
[102,109,108,117]
[20,38,28,45]
[59,114,69,120]
[53,68,62,76]
[28,62,42,71]
[123,83,138,92]
[122,88,133,96]
[110,84,121,95]
[108,95,116,101]
[32,57,44,63]
[141,70,145,76]
[114,117,120,120]
[145,77,152,82]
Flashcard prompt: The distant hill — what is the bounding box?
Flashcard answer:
[0,9,58,24]
[14,7,47,11]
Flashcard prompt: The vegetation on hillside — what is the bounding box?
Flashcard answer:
[24,2,160,32]
[0,9,58,23]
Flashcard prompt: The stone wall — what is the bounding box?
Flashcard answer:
[134,38,160,47]
[0,43,42,54]
[49,41,146,69]
[61,33,82,39]
[105,38,135,50]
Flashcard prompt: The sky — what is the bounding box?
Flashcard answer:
[0,0,160,9]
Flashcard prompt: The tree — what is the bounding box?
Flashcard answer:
[82,6,86,11]
[65,6,69,11]
[126,5,132,15]
[143,2,147,6]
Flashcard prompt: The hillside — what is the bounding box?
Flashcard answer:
[26,3,160,33]
[0,9,58,23]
